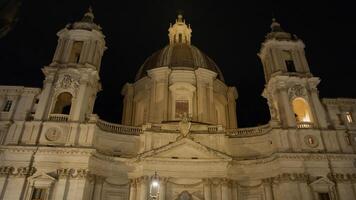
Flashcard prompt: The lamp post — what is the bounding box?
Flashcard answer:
[149,171,160,200]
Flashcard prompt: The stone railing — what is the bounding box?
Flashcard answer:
[207,126,218,132]
[297,122,314,129]
[48,114,69,122]
[226,124,271,138]
[96,119,142,135]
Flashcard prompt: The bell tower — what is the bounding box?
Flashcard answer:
[34,7,106,122]
[259,19,328,129]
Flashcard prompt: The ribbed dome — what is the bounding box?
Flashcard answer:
[135,44,225,81]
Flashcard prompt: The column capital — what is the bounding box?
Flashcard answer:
[159,177,169,183]
[221,178,232,186]
[203,178,211,185]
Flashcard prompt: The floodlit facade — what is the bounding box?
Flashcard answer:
[1,8,356,200]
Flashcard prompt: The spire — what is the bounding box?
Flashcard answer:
[81,6,95,23]
[70,6,101,31]
[168,13,192,45]
[265,18,293,40]
[270,18,284,32]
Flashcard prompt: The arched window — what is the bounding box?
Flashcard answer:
[282,50,296,72]
[2,100,12,112]
[69,41,83,63]
[53,92,72,114]
[292,97,313,123]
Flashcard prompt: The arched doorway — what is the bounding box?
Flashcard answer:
[53,92,72,114]
[292,97,313,123]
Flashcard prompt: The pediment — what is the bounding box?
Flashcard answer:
[28,172,56,181]
[139,138,231,161]
[310,177,334,187]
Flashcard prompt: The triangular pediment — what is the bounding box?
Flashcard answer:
[28,172,56,181]
[310,177,334,187]
[139,138,231,161]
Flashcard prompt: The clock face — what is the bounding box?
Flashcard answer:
[45,128,61,141]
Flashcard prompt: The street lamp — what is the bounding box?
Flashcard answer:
[149,171,160,199]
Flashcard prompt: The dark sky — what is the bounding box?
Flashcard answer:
[1,1,356,127]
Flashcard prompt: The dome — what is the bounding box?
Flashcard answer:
[135,43,225,81]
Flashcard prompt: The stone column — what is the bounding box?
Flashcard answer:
[203,179,212,200]
[34,74,55,120]
[139,176,148,200]
[129,179,137,200]
[262,178,274,200]
[277,82,296,128]
[71,79,88,122]
[221,179,231,200]
[308,78,328,129]
[3,167,34,200]
[0,166,12,200]
[299,181,313,200]
[231,181,238,200]
[159,177,167,200]
[197,82,208,122]
[336,182,355,200]
[93,176,105,200]
[0,95,5,110]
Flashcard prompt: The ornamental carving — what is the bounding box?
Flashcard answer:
[0,166,36,177]
[288,85,307,100]
[272,173,310,183]
[304,135,319,148]
[328,173,356,183]
[45,127,62,141]
[55,75,79,91]
[56,168,93,180]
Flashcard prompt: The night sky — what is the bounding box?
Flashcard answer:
[1,1,356,127]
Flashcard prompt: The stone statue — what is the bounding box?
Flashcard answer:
[177,112,192,140]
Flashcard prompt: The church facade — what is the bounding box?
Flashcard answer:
[0,8,356,200]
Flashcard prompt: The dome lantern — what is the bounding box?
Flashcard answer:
[168,14,192,45]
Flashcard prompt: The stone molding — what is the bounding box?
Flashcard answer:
[0,146,95,156]
[272,173,310,183]
[322,98,356,106]
[328,173,356,183]
[57,168,95,180]
[226,124,271,138]
[0,166,36,177]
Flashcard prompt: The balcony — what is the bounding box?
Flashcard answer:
[48,114,69,122]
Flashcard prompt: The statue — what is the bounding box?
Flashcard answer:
[177,112,192,140]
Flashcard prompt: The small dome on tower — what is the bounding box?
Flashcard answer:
[265,18,295,41]
[70,7,102,31]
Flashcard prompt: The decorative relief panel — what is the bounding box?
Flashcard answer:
[304,135,319,148]
[54,74,80,95]
[288,84,307,100]
[45,127,62,141]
